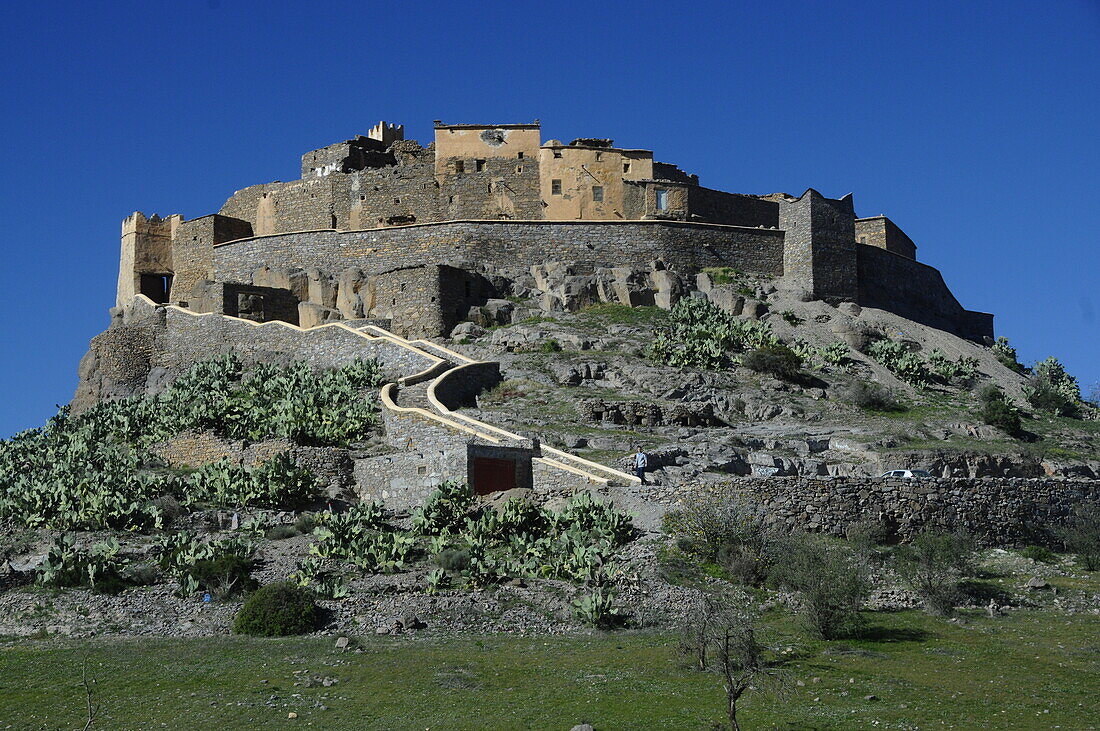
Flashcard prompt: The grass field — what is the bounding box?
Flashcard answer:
[1,607,1096,730]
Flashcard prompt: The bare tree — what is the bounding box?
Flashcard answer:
[681,593,785,731]
[80,657,100,731]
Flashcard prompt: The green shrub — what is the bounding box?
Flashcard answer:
[189,453,318,510]
[0,356,381,532]
[992,337,1025,373]
[649,298,778,370]
[663,496,781,586]
[844,381,901,411]
[1055,504,1100,571]
[845,520,892,554]
[412,481,478,536]
[539,339,563,353]
[266,524,300,540]
[189,554,257,599]
[740,345,803,380]
[867,340,933,386]
[770,536,870,639]
[1020,545,1055,563]
[1025,359,1082,417]
[780,310,803,326]
[36,535,126,594]
[435,548,471,572]
[154,532,256,596]
[978,385,1021,435]
[233,582,319,637]
[927,349,979,384]
[571,586,627,628]
[895,531,973,616]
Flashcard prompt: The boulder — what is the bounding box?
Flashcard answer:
[450,322,486,339]
[305,268,337,308]
[298,302,343,329]
[336,268,367,319]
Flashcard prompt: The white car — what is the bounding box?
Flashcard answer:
[880,469,933,479]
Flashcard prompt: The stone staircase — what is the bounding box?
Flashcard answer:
[131,294,638,488]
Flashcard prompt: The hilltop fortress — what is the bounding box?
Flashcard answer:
[117,119,992,342]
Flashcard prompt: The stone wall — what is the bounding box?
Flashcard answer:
[72,299,438,409]
[213,220,787,283]
[157,306,432,376]
[686,186,780,228]
[431,361,502,410]
[857,244,993,341]
[151,431,294,468]
[660,476,1100,546]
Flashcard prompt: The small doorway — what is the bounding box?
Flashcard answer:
[140,273,173,304]
[471,457,517,495]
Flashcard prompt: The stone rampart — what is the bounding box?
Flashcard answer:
[856,244,993,341]
[212,220,786,283]
[660,476,1099,546]
[158,307,434,376]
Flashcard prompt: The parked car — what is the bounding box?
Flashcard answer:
[880,469,933,478]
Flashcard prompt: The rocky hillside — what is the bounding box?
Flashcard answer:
[442,265,1098,481]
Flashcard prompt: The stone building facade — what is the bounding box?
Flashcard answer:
[116,117,993,341]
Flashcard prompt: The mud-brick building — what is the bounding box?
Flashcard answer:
[117,118,992,342]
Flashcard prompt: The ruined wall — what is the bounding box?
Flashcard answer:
[365,266,449,338]
[212,221,787,283]
[300,136,390,178]
[686,187,780,228]
[857,244,993,340]
[660,476,1100,546]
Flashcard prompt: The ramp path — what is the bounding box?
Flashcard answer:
[133,295,640,487]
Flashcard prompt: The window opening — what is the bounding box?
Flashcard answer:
[551,179,562,195]
[655,189,669,211]
[623,163,631,173]
[454,160,464,173]
[475,159,486,172]
[592,185,604,202]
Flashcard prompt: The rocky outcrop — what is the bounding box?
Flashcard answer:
[580,398,724,428]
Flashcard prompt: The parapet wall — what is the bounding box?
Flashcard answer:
[662,476,1098,546]
[857,244,993,341]
[212,220,787,282]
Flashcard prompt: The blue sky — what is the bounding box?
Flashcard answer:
[0,0,1097,437]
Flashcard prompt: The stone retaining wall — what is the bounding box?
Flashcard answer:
[658,476,1100,545]
[159,307,434,377]
[212,220,786,283]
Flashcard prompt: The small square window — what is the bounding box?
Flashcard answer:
[516,165,522,173]
[517,152,524,159]
[551,179,562,195]
[454,160,465,173]
[655,189,669,211]
[394,198,400,204]
[595,151,602,162]
[623,163,631,173]
[417,465,427,475]
[475,159,485,172]
[553,150,563,159]
[592,185,604,202]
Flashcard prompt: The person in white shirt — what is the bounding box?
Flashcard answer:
[632,448,649,485]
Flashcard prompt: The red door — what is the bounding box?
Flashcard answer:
[472,457,517,495]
